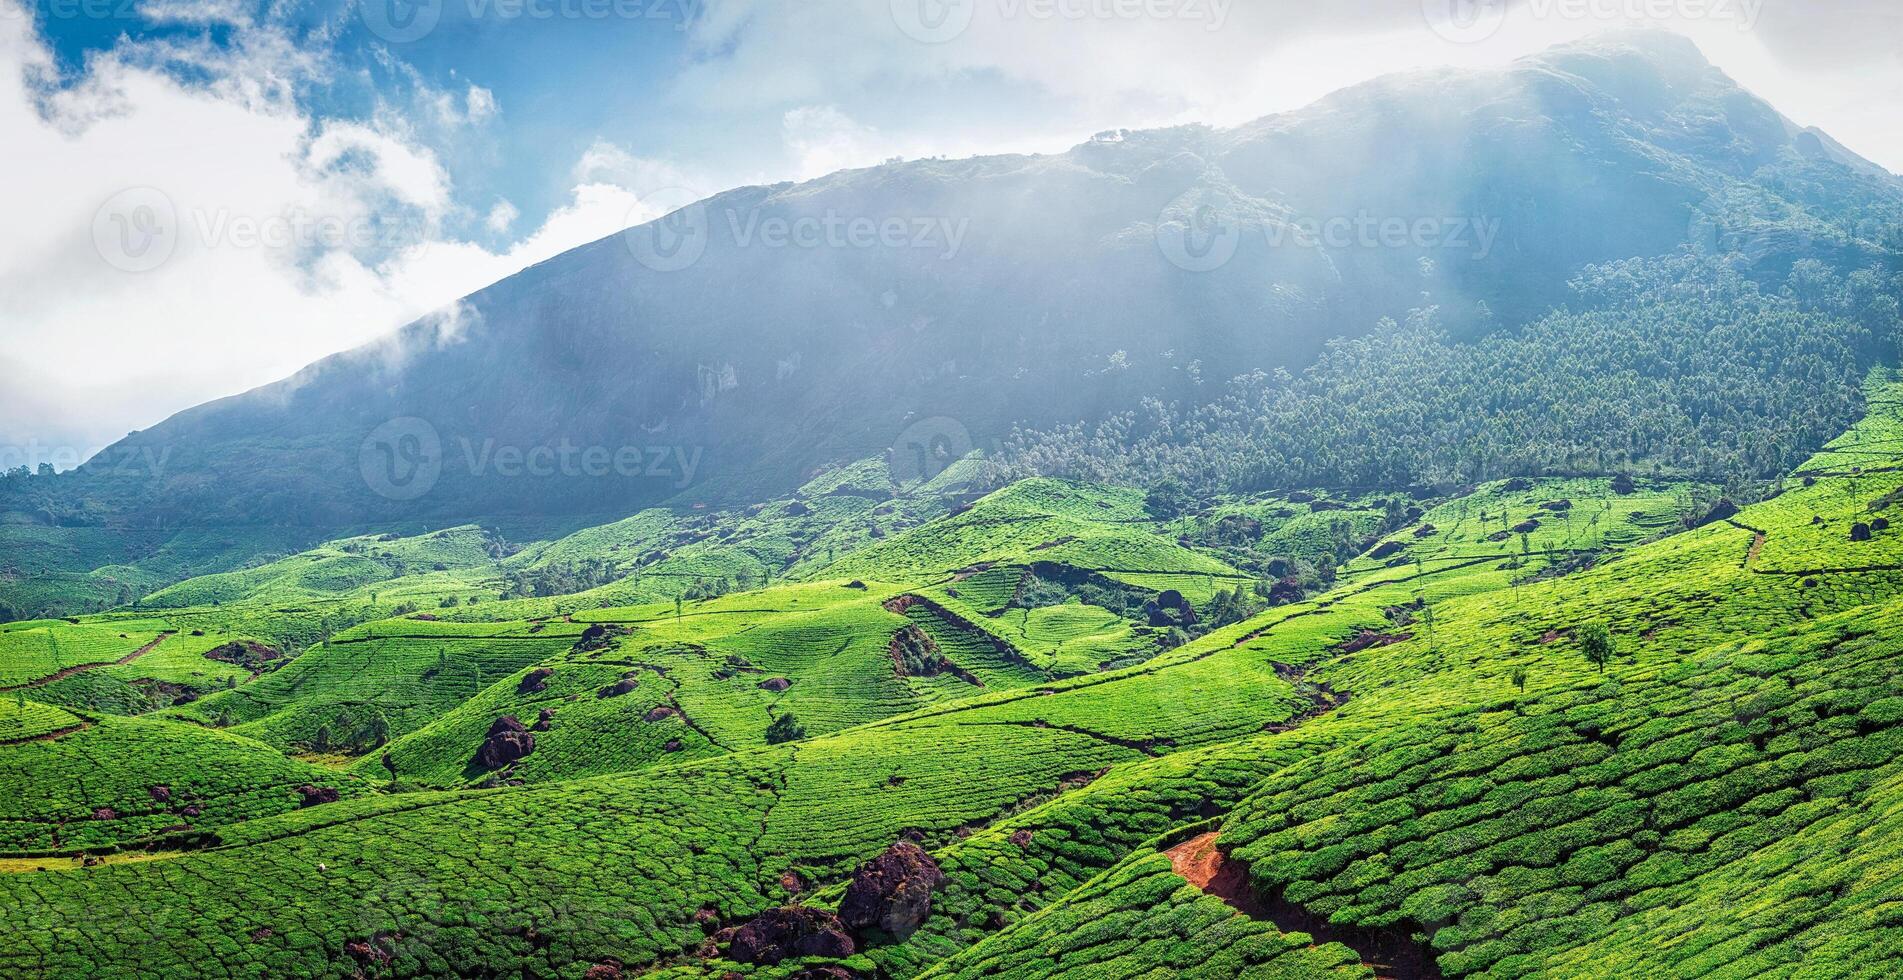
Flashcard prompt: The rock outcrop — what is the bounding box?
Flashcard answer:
[294,785,339,807]
[518,667,555,694]
[475,716,536,769]
[727,906,855,964]
[838,841,945,940]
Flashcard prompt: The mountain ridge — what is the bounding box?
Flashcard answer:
[7,30,1899,537]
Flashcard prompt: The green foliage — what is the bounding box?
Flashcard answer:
[988,256,1895,495]
[764,711,805,745]
[1578,622,1614,673]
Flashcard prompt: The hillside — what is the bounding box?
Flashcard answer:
[7,361,1903,974]
[7,32,1899,547]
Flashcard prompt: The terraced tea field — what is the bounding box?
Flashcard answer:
[9,378,1903,978]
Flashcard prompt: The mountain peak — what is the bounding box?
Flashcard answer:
[18,32,1899,530]
[1531,27,1714,68]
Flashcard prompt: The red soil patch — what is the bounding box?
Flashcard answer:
[1165,832,1265,917]
[1165,831,1441,980]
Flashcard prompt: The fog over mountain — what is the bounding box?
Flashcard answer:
[7,32,1899,531]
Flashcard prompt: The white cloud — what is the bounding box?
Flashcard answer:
[134,0,251,27]
[0,10,690,462]
[782,104,885,179]
[305,120,452,216]
[680,0,1903,173]
[465,84,497,123]
[485,199,519,233]
[573,138,707,194]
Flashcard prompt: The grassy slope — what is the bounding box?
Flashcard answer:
[0,707,363,854]
[10,380,1903,976]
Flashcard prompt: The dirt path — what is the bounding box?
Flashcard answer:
[1725,519,1767,570]
[0,722,93,747]
[1262,663,1347,734]
[0,632,175,693]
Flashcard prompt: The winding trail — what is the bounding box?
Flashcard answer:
[1725,519,1768,570]
[0,722,93,746]
[0,632,175,693]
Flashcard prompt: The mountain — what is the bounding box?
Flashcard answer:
[9,32,1901,533]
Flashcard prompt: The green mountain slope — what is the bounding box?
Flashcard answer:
[10,372,1903,976]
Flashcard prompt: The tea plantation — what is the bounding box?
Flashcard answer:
[10,377,1903,977]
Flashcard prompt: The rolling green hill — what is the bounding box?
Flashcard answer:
[11,371,1903,977]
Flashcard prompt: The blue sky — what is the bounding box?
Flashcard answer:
[3,0,1900,462]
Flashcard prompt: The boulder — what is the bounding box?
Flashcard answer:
[727,906,855,965]
[91,807,118,821]
[1851,522,1874,542]
[295,785,340,807]
[1336,630,1411,654]
[148,784,171,802]
[572,623,631,653]
[532,708,557,731]
[644,705,678,722]
[1369,541,1406,560]
[1610,473,1636,495]
[599,676,640,698]
[488,716,527,736]
[518,667,555,694]
[1266,579,1304,605]
[581,962,623,980]
[758,677,792,693]
[838,841,945,940]
[475,717,536,769]
[202,641,284,669]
